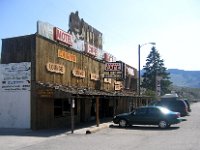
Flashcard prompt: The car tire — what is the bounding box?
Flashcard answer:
[158,120,168,129]
[119,119,127,127]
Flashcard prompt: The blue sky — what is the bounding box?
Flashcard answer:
[1,0,200,70]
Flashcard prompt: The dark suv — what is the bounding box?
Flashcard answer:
[182,99,191,112]
[149,99,189,117]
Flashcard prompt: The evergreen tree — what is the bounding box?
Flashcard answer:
[141,46,172,96]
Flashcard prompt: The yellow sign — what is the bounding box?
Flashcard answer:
[114,81,123,91]
[104,78,111,84]
[90,73,100,81]
[37,89,54,98]
[46,62,65,74]
[58,49,76,63]
[72,68,85,78]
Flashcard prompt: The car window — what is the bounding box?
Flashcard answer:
[136,108,147,115]
[148,108,160,115]
[149,100,160,106]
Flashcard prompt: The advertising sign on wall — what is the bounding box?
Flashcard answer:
[37,20,118,64]
[85,43,98,57]
[104,53,116,62]
[54,27,73,46]
[58,49,77,63]
[46,62,65,74]
[105,62,123,72]
[69,11,103,49]
[114,81,123,91]
[37,21,54,40]
[0,62,31,92]
[90,73,100,81]
[72,68,86,78]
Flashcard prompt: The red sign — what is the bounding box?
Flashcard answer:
[54,27,72,46]
[85,43,98,57]
[104,53,116,62]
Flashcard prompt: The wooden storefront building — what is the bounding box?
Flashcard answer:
[1,33,152,129]
[1,14,152,129]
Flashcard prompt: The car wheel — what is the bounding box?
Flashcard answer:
[119,119,127,127]
[158,120,168,129]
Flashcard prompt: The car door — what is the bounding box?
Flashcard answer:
[145,107,161,125]
[129,107,148,125]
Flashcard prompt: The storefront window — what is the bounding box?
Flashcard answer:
[54,99,77,117]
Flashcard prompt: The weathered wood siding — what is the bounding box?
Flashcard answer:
[35,35,115,91]
[1,35,35,64]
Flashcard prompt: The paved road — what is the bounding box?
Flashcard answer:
[1,102,200,150]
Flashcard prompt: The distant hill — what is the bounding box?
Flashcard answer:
[141,69,200,101]
[168,69,200,88]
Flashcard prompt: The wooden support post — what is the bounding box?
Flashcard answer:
[71,98,75,134]
[96,97,100,127]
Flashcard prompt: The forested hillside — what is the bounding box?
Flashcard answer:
[168,69,200,102]
[168,69,200,88]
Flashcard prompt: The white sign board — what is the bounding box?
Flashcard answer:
[37,21,54,40]
[0,62,31,92]
[0,62,31,128]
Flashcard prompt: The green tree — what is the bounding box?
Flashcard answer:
[141,46,172,96]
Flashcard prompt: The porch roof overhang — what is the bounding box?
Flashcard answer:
[36,81,138,98]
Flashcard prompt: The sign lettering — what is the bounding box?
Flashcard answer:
[46,62,65,74]
[114,81,123,91]
[90,73,100,81]
[0,62,31,92]
[54,27,72,46]
[85,43,98,57]
[105,62,123,72]
[104,78,111,84]
[72,68,85,78]
[58,49,76,63]
[104,53,116,62]
[36,89,54,98]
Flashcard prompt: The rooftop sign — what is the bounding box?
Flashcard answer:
[54,27,73,46]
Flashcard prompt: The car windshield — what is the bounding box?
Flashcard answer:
[159,107,170,114]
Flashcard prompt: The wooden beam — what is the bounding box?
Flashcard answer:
[96,97,100,127]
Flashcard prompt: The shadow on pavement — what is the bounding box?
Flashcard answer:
[109,124,180,131]
[0,128,68,137]
[0,118,112,137]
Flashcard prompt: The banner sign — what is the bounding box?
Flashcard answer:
[0,62,31,92]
